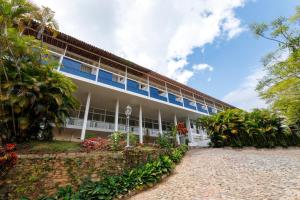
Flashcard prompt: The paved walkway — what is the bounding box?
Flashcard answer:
[130,148,300,200]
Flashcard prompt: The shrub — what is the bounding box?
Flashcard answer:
[0,143,18,178]
[109,132,124,151]
[198,109,300,148]
[81,138,110,151]
[156,134,173,149]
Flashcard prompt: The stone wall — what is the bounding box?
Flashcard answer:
[0,148,165,200]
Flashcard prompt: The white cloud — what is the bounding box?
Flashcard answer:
[192,63,213,71]
[207,77,212,82]
[222,68,268,111]
[32,0,245,84]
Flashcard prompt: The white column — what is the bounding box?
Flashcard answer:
[80,92,91,141]
[186,116,193,143]
[139,104,143,144]
[174,114,180,145]
[114,99,119,132]
[158,109,163,135]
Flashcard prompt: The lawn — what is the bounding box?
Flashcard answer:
[17,140,81,154]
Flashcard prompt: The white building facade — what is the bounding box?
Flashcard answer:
[26,25,234,146]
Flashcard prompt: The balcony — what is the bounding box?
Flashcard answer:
[150,87,168,102]
[127,79,148,96]
[168,93,183,106]
[196,103,208,114]
[61,57,96,80]
[58,56,218,115]
[183,98,197,110]
[98,69,125,89]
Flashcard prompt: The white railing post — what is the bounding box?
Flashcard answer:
[57,45,68,71]
[147,75,150,97]
[80,92,91,141]
[125,66,128,90]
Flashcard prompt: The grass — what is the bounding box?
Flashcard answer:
[17,140,81,154]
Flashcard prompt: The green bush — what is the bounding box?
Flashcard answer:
[42,146,188,200]
[109,132,124,151]
[198,109,300,148]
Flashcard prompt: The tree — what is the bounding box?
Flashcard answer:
[0,0,79,144]
[251,6,300,127]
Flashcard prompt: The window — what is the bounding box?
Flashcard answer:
[112,74,125,83]
[158,90,166,97]
[139,83,147,91]
[176,96,182,102]
[80,65,92,74]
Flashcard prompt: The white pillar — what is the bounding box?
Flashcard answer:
[186,116,193,143]
[158,109,163,135]
[80,92,91,141]
[139,104,143,144]
[114,99,119,132]
[174,114,180,145]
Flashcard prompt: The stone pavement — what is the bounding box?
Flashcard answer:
[130,148,300,200]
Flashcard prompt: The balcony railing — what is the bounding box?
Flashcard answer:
[65,117,160,137]
[59,56,220,115]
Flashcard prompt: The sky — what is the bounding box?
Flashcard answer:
[32,0,299,111]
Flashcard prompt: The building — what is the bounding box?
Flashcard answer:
[25,25,234,146]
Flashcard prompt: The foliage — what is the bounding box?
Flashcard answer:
[129,132,138,146]
[197,109,300,148]
[0,0,79,144]
[15,141,81,154]
[42,146,188,200]
[0,143,17,177]
[156,133,173,149]
[250,6,300,126]
[81,138,110,152]
[85,133,97,139]
[109,132,124,151]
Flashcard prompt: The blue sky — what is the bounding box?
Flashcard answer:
[33,0,299,110]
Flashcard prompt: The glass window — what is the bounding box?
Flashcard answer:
[80,65,92,74]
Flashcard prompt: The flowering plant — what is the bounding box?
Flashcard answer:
[81,137,110,152]
[176,122,188,135]
[0,143,18,177]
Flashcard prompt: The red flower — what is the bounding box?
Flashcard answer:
[6,143,16,151]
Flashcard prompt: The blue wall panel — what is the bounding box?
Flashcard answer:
[61,58,96,80]
[196,103,208,114]
[168,93,183,106]
[98,69,125,89]
[127,79,148,96]
[183,98,196,110]
[150,87,167,102]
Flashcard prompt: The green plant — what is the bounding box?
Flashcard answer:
[156,134,172,149]
[197,109,300,148]
[0,0,79,144]
[129,132,138,146]
[109,132,124,151]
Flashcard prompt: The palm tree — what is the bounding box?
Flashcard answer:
[0,0,36,36]
[33,6,59,41]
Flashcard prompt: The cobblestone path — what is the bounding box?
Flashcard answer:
[130,148,300,200]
